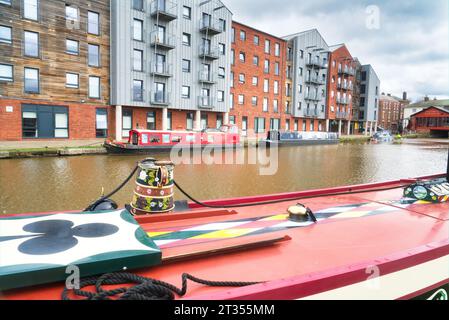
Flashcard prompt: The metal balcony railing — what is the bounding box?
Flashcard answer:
[306,58,328,69]
[150,62,172,77]
[198,71,217,84]
[304,93,321,101]
[337,83,353,91]
[305,76,325,85]
[199,17,224,35]
[199,44,219,60]
[336,111,350,120]
[150,91,170,105]
[198,95,215,109]
[150,0,178,21]
[337,97,350,105]
[338,67,355,76]
[304,109,319,117]
[149,31,176,50]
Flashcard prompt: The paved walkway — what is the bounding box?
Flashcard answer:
[0,139,105,150]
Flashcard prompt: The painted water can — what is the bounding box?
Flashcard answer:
[130,159,175,215]
[404,178,449,203]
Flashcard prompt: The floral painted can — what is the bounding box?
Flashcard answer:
[131,159,175,215]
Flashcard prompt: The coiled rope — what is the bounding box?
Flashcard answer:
[62,272,261,300]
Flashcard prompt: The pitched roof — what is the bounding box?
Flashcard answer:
[404,99,449,109]
[410,106,449,117]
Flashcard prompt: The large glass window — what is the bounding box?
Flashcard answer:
[254,117,265,133]
[96,109,108,138]
[24,67,39,93]
[147,111,156,130]
[133,19,143,41]
[133,49,143,71]
[24,31,39,57]
[89,76,100,99]
[24,0,38,20]
[66,39,79,55]
[88,44,100,67]
[122,110,132,138]
[0,25,12,44]
[55,113,68,138]
[0,64,13,82]
[22,105,68,138]
[66,73,79,88]
[133,80,143,101]
[22,111,37,138]
[88,11,100,35]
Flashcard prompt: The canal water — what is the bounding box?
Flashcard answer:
[0,142,447,214]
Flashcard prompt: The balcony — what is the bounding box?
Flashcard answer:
[150,91,170,106]
[337,83,353,91]
[304,109,319,118]
[305,76,325,85]
[199,17,224,35]
[150,0,178,21]
[306,58,328,69]
[199,44,219,60]
[304,93,321,101]
[149,31,176,50]
[336,111,350,120]
[150,62,172,77]
[338,67,355,76]
[198,95,215,109]
[198,71,217,84]
[337,97,349,105]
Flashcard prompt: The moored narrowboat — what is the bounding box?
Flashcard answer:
[265,130,340,146]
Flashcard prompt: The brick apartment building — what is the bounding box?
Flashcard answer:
[326,44,355,135]
[379,93,403,133]
[0,0,110,140]
[230,21,289,135]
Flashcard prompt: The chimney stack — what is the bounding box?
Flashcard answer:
[387,93,391,97]
[424,96,430,102]
[403,92,407,101]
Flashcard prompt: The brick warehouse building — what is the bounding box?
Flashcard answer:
[379,94,403,133]
[0,0,111,140]
[326,44,355,135]
[230,21,289,135]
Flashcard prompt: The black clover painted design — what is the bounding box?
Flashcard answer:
[0,220,119,256]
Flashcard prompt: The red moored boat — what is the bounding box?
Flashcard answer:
[1,170,448,300]
[104,124,241,154]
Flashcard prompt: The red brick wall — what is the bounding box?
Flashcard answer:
[0,98,111,141]
[326,45,354,123]
[379,98,401,130]
[230,21,290,134]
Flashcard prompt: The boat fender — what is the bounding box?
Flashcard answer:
[288,204,317,223]
[90,198,118,211]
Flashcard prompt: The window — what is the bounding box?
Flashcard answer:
[229,116,236,125]
[252,76,258,86]
[55,112,69,138]
[263,98,268,112]
[24,0,38,20]
[66,39,79,55]
[254,117,265,133]
[183,6,191,19]
[145,111,155,130]
[22,111,37,138]
[88,11,100,35]
[361,71,367,81]
[239,73,245,84]
[264,39,270,54]
[270,118,280,130]
[274,81,279,95]
[216,114,223,129]
[218,67,225,79]
[231,27,235,43]
[219,43,225,55]
[230,93,234,109]
[275,43,280,56]
[182,59,191,73]
[167,112,173,130]
[299,67,303,76]
[133,19,143,41]
[230,71,234,87]
[133,0,143,11]
[24,68,39,93]
[263,79,269,93]
[88,44,100,67]
[219,19,226,31]
[231,49,235,65]
[133,80,143,101]
[274,62,280,75]
[65,73,79,88]
[66,5,78,21]
[133,49,143,71]
[24,31,39,57]
[96,109,108,138]
[239,52,245,62]
[273,100,279,113]
[89,76,100,99]
[240,30,246,41]
[186,112,194,130]
[252,96,257,106]
[264,59,269,73]
[294,120,298,131]
[181,86,190,99]
[238,94,244,105]
[300,50,304,58]
[201,114,208,130]
[182,33,191,46]
[122,110,132,138]
[0,25,12,44]
[218,90,224,102]
[253,55,259,66]
[254,35,259,45]
[0,64,13,82]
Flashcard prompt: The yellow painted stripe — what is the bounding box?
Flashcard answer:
[191,228,260,239]
[260,214,289,221]
[147,231,172,238]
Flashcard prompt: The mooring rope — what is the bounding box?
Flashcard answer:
[62,272,261,300]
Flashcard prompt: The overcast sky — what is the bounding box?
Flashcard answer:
[224,0,449,102]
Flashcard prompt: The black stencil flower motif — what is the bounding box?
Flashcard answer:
[0,220,119,256]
